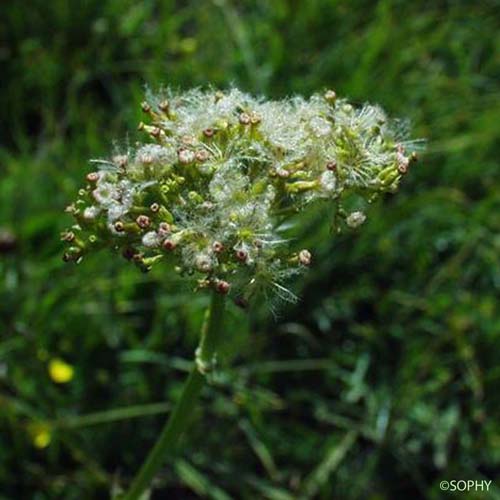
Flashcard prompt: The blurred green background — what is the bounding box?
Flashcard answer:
[1,0,499,498]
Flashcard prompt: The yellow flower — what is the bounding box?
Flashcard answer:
[48,358,74,384]
[28,423,52,449]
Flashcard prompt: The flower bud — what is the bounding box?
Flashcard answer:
[215,279,231,294]
[150,203,160,213]
[178,149,196,164]
[163,239,177,251]
[195,253,212,273]
[158,222,171,236]
[136,215,151,229]
[114,221,125,232]
[113,155,128,168]
[235,249,248,262]
[239,113,251,125]
[324,89,337,102]
[159,99,169,112]
[195,149,210,162]
[298,249,312,266]
[346,211,366,228]
[61,231,75,242]
[212,241,224,253]
[326,160,337,171]
[86,172,100,183]
[203,128,215,138]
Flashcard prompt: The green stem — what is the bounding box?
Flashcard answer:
[122,292,225,500]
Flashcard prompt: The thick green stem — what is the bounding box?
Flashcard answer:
[122,292,225,500]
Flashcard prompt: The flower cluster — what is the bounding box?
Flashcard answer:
[63,87,418,302]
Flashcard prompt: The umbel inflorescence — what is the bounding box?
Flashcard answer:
[63,87,418,302]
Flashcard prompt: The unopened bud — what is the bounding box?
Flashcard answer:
[326,160,337,171]
[163,239,176,251]
[215,279,231,294]
[136,215,151,229]
[324,89,337,102]
[239,113,251,125]
[235,249,248,262]
[250,112,262,125]
[178,149,196,164]
[86,172,99,183]
[346,211,366,228]
[298,249,312,266]
[212,241,224,253]
[195,149,209,162]
[61,231,75,242]
[113,155,128,168]
[158,222,171,236]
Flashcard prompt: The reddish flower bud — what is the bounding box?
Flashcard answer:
[235,249,248,262]
[136,215,151,229]
[212,241,224,253]
[122,247,136,260]
[203,128,215,138]
[86,172,99,183]
[326,160,337,171]
[215,279,231,294]
[163,239,176,251]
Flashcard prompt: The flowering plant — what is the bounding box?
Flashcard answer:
[63,87,418,498]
